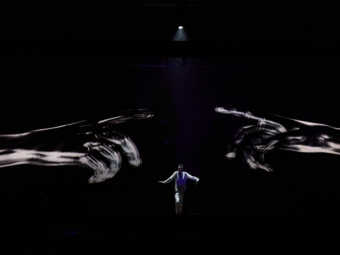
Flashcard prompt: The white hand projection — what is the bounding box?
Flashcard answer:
[215,107,340,172]
[0,109,153,183]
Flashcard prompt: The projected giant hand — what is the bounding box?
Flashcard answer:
[215,106,340,172]
[0,109,153,183]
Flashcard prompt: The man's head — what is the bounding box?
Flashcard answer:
[177,164,183,172]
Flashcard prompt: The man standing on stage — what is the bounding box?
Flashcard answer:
[158,164,199,215]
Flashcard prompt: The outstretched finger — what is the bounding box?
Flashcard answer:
[77,109,154,136]
[97,109,154,127]
[215,106,287,133]
[214,106,257,121]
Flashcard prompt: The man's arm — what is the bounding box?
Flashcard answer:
[159,171,177,184]
[0,149,82,168]
[186,173,199,182]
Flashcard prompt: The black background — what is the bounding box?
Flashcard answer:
[2,58,340,219]
[2,2,340,240]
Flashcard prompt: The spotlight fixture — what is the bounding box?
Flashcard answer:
[172,26,188,41]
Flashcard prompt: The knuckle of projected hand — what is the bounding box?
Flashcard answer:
[83,142,121,168]
[81,130,138,171]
